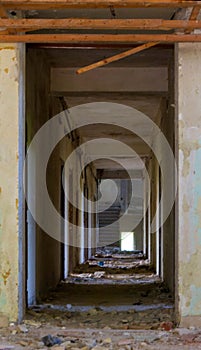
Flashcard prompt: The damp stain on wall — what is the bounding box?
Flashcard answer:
[1,268,11,286]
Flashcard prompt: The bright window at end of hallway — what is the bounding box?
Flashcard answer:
[121,232,135,251]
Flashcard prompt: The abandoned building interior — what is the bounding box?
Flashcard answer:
[1,1,201,348]
[24,43,175,323]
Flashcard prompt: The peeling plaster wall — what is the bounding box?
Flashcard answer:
[176,43,201,326]
[26,49,98,299]
[0,44,25,321]
[26,49,63,300]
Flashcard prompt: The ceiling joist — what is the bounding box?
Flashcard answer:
[1,0,201,9]
[1,33,201,43]
[2,18,201,31]
[76,3,201,73]
[0,0,201,73]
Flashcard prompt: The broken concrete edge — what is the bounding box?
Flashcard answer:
[0,313,9,328]
[180,316,201,328]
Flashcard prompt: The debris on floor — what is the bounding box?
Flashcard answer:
[0,248,187,349]
[23,248,175,332]
[71,248,154,281]
[1,324,201,349]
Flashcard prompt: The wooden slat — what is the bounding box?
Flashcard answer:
[0,5,11,35]
[185,5,201,33]
[189,5,201,20]
[0,4,8,18]
[0,29,9,34]
[2,18,201,31]
[76,42,159,74]
[2,0,201,10]
[1,33,201,43]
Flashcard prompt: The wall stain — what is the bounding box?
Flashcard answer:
[15,198,18,209]
[0,47,15,51]
[180,140,200,177]
[180,249,201,315]
[1,269,11,286]
[4,68,8,74]
[183,195,190,212]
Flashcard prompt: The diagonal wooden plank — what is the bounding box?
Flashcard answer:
[189,5,201,20]
[76,42,159,74]
[185,5,201,33]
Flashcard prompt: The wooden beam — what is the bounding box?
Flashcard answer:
[0,5,13,35]
[3,18,201,31]
[1,33,201,43]
[189,5,201,20]
[185,5,201,33]
[0,29,9,34]
[0,4,8,18]
[77,42,159,74]
[2,0,201,10]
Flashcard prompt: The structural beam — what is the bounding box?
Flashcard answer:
[2,0,201,10]
[1,33,201,43]
[189,5,201,20]
[2,18,201,31]
[97,169,143,179]
[51,67,168,92]
[185,6,201,33]
[0,5,12,35]
[185,5,200,33]
[0,4,8,18]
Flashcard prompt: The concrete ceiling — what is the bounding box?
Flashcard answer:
[61,94,163,172]
[46,46,173,68]
[25,8,176,20]
[37,40,170,173]
[64,98,165,171]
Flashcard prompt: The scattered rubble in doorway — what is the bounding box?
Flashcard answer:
[0,248,184,349]
[72,248,154,280]
[1,323,201,349]
[24,248,175,331]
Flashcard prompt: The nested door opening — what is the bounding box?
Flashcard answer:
[25,45,176,330]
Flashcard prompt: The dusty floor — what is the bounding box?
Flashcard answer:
[1,323,201,349]
[35,249,174,329]
[1,249,199,349]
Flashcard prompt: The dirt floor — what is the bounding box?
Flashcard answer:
[1,249,200,349]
